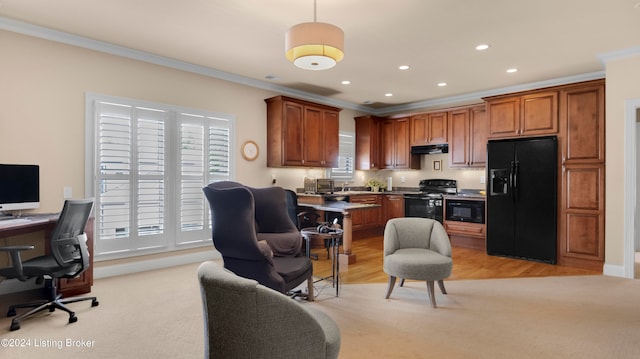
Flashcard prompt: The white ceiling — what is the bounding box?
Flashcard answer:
[1,0,640,114]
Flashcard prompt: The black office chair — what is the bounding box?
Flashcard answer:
[0,199,98,331]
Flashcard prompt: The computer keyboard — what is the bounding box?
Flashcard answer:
[0,217,48,228]
[0,218,32,227]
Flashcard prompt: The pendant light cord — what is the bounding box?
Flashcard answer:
[313,0,317,22]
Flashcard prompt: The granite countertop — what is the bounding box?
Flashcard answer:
[297,200,381,213]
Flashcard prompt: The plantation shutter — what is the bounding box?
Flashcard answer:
[331,131,355,180]
[90,94,235,257]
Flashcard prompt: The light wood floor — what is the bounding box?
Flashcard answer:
[311,236,600,284]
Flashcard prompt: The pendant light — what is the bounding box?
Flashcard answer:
[285,0,344,70]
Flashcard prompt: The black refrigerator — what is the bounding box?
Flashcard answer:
[486,136,557,264]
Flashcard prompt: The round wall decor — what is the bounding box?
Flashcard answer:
[241,140,259,161]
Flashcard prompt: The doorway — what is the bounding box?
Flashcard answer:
[628,102,640,278]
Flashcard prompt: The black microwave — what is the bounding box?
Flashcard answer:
[445,199,485,224]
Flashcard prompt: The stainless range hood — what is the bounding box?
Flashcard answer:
[410,144,448,155]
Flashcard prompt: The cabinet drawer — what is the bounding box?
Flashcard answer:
[444,221,485,238]
[349,195,379,204]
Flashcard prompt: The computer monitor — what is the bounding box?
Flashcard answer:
[0,164,40,214]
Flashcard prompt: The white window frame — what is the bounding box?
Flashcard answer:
[85,93,236,260]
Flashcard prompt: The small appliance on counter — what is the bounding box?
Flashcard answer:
[304,178,335,194]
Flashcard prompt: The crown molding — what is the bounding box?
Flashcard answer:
[0,16,606,117]
[598,46,640,66]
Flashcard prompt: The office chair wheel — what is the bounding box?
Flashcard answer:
[69,315,78,324]
[10,321,20,331]
[92,299,99,307]
[7,308,16,317]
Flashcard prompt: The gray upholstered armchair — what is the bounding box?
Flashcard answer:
[198,261,341,359]
[383,217,453,308]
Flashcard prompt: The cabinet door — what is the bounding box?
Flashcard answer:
[322,110,340,168]
[381,120,396,168]
[282,101,305,166]
[383,195,404,224]
[521,91,558,136]
[448,109,470,168]
[393,118,412,168]
[560,164,605,264]
[302,106,324,167]
[410,114,428,146]
[560,84,605,164]
[487,97,520,138]
[428,112,448,144]
[355,116,380,170]
[469,106,488,167]
[350,195,381,230]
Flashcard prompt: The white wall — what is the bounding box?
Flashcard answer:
[603,53,640,275]
[0,29,365,213]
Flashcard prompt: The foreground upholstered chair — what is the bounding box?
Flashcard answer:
[198,261,341,359]
[383,217,453,308]
[202,183,314,299]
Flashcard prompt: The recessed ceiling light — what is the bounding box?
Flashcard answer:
[341,80,351,85]
[398,65,410,70]
[385,93,393,97]
[506,68,518,73]
[476,44,490,51]
[437,82,447,87]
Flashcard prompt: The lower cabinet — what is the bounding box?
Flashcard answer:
[350,195,382,231]
[382,195,404,226]
[443,220,486,251]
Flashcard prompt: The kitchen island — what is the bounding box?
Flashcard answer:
[297,194,381,268]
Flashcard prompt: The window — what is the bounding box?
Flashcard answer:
[330,131,354,181]
[86,94,235,258]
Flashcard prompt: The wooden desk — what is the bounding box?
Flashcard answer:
[0,215,94,297]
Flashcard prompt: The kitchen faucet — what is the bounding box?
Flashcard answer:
[341,181,349,192]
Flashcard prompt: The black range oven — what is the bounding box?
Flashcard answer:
[445,198,485,224]
[404,179,457,223]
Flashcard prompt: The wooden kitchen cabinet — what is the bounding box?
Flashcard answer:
[444,220,485,251]
[486,91,558,138]
[349,194,382,230]
[558,80,605,270]
[265,95,341,168]
[383,194,404,225]
[560,83,605,164]
[410,112,448,146]
[448,105,488,168]
[381,118,420,169]
[354,115,381,170]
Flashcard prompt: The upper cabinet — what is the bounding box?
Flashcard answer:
[560,83,605,164]
[448,105,488,168]
[410,112,448,146]
[381,117,420,169]
[485,91,558,138]
[354,115,381,170]
[266,96,341,168]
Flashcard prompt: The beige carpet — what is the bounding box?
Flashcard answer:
[2,262,640,358]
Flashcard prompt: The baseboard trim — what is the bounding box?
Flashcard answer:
[94,250,221,279]
[603,263,627,278]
